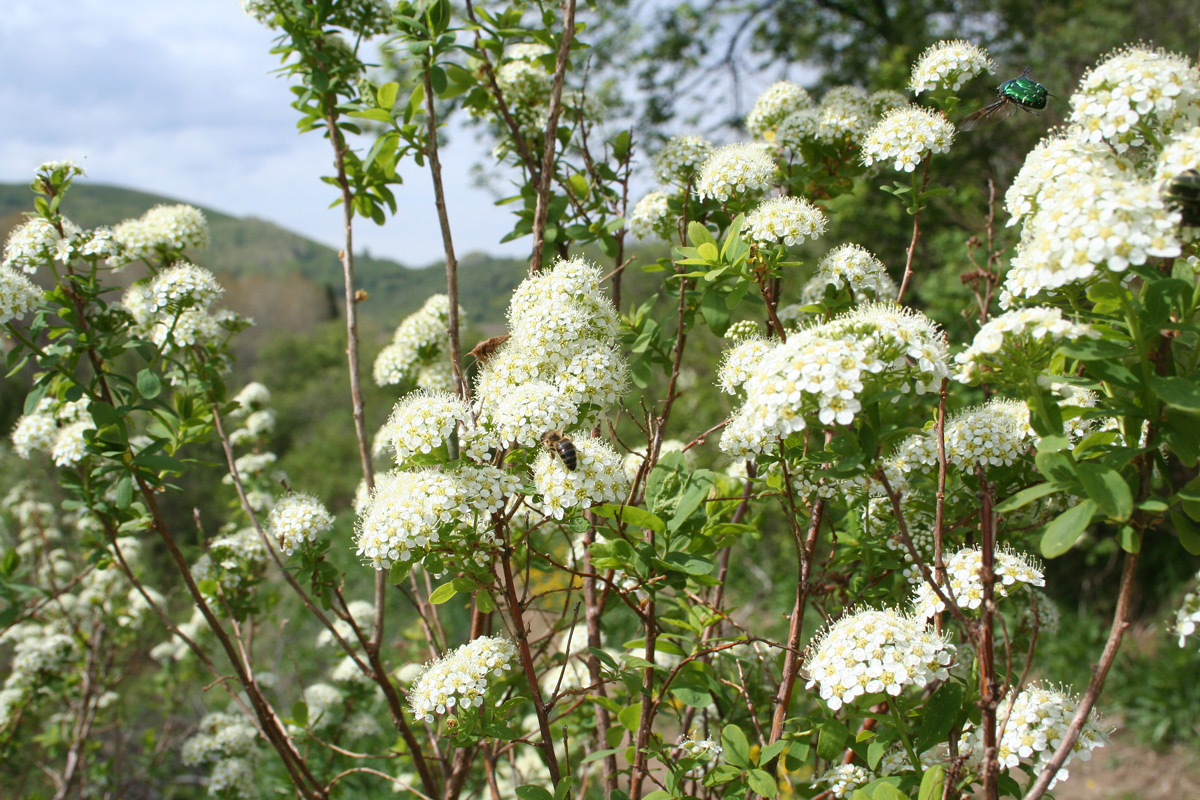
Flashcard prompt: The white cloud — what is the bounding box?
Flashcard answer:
[0,0,526,265]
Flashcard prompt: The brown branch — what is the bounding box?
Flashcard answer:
[895,156,932,304]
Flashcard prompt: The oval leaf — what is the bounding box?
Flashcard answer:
[1041,499,1096,558]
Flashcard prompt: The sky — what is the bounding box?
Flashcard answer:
[0,0,529,266]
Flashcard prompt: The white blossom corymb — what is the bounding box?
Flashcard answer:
[909,40,995,95]
[955,306,1099,384]
[3,216,81,273]
[628,191,674,240]
[803,607,954,711]
[532,437,626,519]
[870,90,910,117]
[717,336,772,394]
[1003,135,1126,227]
[267,493,335,556]
[799,243,896,304]
[694,143,776,203]
[746,80,812,138]
[677,734,723,776]
[354,470,467,570]
[409,636,517,722]
[817,86,874,143]
[745,196,827,247]
[775,108,820,152]
[383,391,470,463]
[231,382,271,415]
[112,204,209,265]
[0,267,40,325]
[372,294,458,387]
[861,107,955,172]
[148,262,223,312]
[961,684,1108,789]
[653,135,713,188]
[911,546,1045,619]
[812,763,870,799]
[1068,46,1200,152]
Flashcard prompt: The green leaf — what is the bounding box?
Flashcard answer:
[377,81,400,109]
[1075,462,1133,521]
[114,474,133,509]
[617,703,641,731]
[349,108,394,123]
[291,701,308,725]
[568,173,590,199]
[553,778,575,800]
[1151,376,1200,411]
[428,65,448,95]
[1041,499,1096,558]
[136,369,162,399]
[89,401,121,428]
[1171,510,1200,555]
[995,482,1059,514]
[687,221,716,248]
[700,288,731,336]
[759,739,788,765]
[872,783,911,800]
[721,724,751,768]
[817,720,848,762]
[747,769,778,798]
[697,242,719,262]
[670,686,712,707]
[515,787,553,800]
[915,682,964,753]
[918,765,946,800]
[477,591,495,613]
[389,561,412,585]
[613,506,666,534]
[429,582,458,604]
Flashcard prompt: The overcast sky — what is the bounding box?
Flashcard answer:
[0,0,530,266]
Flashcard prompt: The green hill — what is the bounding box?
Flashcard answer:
[0,182,526,329]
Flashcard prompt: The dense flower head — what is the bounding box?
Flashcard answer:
[0,267,40,326]
[532,437,627,519]
[384,391,470,463]
[409,636,517,722]
[491,381,577,447]
[746,80,813,138]
[452,464,521,515]
[804,607,954,710]
[653,135,713,187]
[354,469,472,570]
[198,528,268,588]
[506,258,619,361]
[317,600,375,649]
[724,319,761,341]
[775,108,821,151]
[912,546,1045,619]
[180,709,259,794]
[1003,171,1181,301]
[267,493,334,556]
[112,204,209,264]
[3,216,82,273]
[148,262,223,312]
[555,341,628,410]
[10,405,58,458]
[1154,125,1200,187]
[870,90,910,117]
[745,196,827,247]
[52,420,94,467]
[962,683,1108,788]
[1068,46,1200,152]
[717,336,771,394]
[800,243,896,304]
[373,294,458,387]
[677,734,723,776]
[909,40,995,94]
[1004,135,1128,227]
[231,382,271,415]
[813,764,870,799]
[496,56,552,103]
[628,191,674,240]
[817,86,873,143]
[694,143,776,202]
[955,306,1099,384]
[862,107,955,172]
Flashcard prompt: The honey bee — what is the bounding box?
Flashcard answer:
[467,334,511,366]
[541,430,577,470]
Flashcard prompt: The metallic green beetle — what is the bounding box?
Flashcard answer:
[961,69,1051,130]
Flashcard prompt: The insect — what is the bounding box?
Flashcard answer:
[960,69,1052,131]
[1165,169,1200,228]
[467,334,511,366]
[541,430,577,470]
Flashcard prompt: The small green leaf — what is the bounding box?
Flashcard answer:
[291,701,308,725]
[617,703,641,731]
[670,686,712,707]
[114,474,133,509]
[995,482,1059,514]
[721,724,751,768]
[817,720,848,762]
[377,81,400,109]
[747,769,778,798]
[1075,462,1133,521]
[389,561,412,585]
[687,221,716,248]
[514,786,553,800]
[872,783,911,800]
[697,242,719,262]
[136,369,162,399]
[918,765,945,800]
[1151,376,1200,411]
[1041,499,1096,558]
[429,582,458,604]
[477,591,495,613]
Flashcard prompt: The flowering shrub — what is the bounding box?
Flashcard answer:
[2,13,1199,800]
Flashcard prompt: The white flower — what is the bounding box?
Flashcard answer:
[52,420,94,467]
[800,243,896,304]
[532,437,626,519]
[745,196,827,247]
[862,107,956,172]
[813,763,870,799]
[267,493,334,556]
[909,40,995,94]
[628,191,674,240]
[911,546,1045,619]
[677,734,723,776]
[1176,576,1200,648]
[112,204,209,265]
[231,382,271,414]
[717,337,771,394]
[955,306,1099,384]
[304,683,344,729]
[148,262,222,312]
[653,135,713,188]
[354,470,471,571]
[409,636,517,722]
[3,217,82,273]
[694,143,776,203]
[804,607,954,710]
[0,267,40,325]
[10,409,58,458]
[383,391,470,463]
[747,80,812,138]
[775,108,821,151]
[372,294,458,387]
[817,87,873,143]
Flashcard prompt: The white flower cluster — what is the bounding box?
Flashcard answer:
[409,636,517,722]
[181,710,259,800]
[911,546,1045,619]
[112,204,209,265]
[803,607,954,710]
[962,684,1108,789]
[812,763,870,799]
[746,80,813,138]
[10,396,96,467]
[229,408,276,446]
[653,135,713,188]
[628,191,674,240]
[745,196,827,247]
[303,683,345,730]
[775,108,820,151]
[382,391,470,463]
[861,107,956,172]
[694,143,776,203]
[1069,46,1200,153]
[3,216,82,273]
[724,319,761,341]
[871,90,910,117]
[532,437,627,519]
[147,262,223,312]
[231,382,271,414]
[799,243,896,305]
[909,40,994,95]
[677,734,723,775]
[955,307,1099,384]
[372,294,459,388]
[719,304,948,456]
[1176,576,1200,648]
[194,528,268,590]
[0,264,40,326]
[267,493,334,556]
[1003,136,1125,228]
[122,267,232,354]
[817,87,874,144]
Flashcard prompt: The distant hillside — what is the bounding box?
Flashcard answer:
[0,183,525,328]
